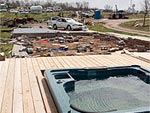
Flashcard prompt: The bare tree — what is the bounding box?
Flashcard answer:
[142,0,150,26]
[104,5,113,12]
[76,2,80,10]
[76,2,83,10]
[83,1,89,10]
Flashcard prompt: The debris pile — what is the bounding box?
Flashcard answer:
[0,52,5,61]
[125,38,150,52]
[6,32,150,58]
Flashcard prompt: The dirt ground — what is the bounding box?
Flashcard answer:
[20,19,150,57]
[31,35,118,57]
[26,33,150,57]
[83,18,150,36]
[103,19,150,36]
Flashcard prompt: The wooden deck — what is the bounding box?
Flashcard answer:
[0,54,150,113]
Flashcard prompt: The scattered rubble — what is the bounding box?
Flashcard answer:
[0,52,5,61]
[12,44,29,58]
[2,32,149,58]
[109,47,120,52]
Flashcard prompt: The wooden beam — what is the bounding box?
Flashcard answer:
[46,57,58,68]
[1,59,15,113]
[36,57,46,70]
[26,58,46,113]
[0,60,9,111]
[13,58,23,113]
[31,58,58,113]
[56,57,70,68]
[21,58,35,113]
[51,57,64,69]
[66,56,85,67]
[61,56,77,68]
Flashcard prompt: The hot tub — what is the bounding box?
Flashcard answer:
[44,65,150,113]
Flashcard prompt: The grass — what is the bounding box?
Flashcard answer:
[0,27,12,38]
[88,23,115,32]
[0,11,70,21]
[0,27,13,31]
[0,12,58,26]
[120,19,150,32]
[87,22,148,37]
[0,32,11,38]
[0,43,13,57]
[0,27,13,57]
[127,13,150,19]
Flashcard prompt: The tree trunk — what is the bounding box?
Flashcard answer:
[143,13,147,27]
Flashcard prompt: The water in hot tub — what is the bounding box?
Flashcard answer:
[67,75,150,112]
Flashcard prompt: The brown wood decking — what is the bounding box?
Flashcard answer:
[0,54,150,113]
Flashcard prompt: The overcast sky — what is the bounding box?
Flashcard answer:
[52,0,144,10]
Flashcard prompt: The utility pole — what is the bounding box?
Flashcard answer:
[115,5,118,14]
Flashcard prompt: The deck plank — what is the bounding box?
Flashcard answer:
[74,56,91,67]
[79,56,98,67]
[1,59,15,113]
[61,56,77,68]
[13,58,23,113]
[66,56,82,67]
[31,58,58,113]
[89,55,117,67]
[97,55,125,66]
[21,58,35,113]
[117,54,150,68]
[26,58,46,113]
[36,57,46,70]
[46,57,58,68]
[56,57,70,68]
[88,55,106,66]
[103,54,128,66]
[0,60,9,112]
[68,56,86,67]
[114,54,139,65]
[0,54,150,113]
[0,61,3,74]
[84,55,102,67]
[41,57,51,69]
[51,57,64,68]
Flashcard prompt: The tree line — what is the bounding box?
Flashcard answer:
[1,0,89,11]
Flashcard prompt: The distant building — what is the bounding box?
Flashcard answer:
[0,3,7,12]
[30,5,43,13]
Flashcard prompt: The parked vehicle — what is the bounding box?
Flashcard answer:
[46,9,53,12]
[48,17,86,30]
[47,16,60,26]
[30,5,43,13]
[9,9,19,13]
[108,13,129,19]
[108,6,128,19]
[81,12,89,18]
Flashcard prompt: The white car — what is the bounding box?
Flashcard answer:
[9,9,18,13]
[48,17,86,30]
[46,9,53,12]
[47,16,60,26]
